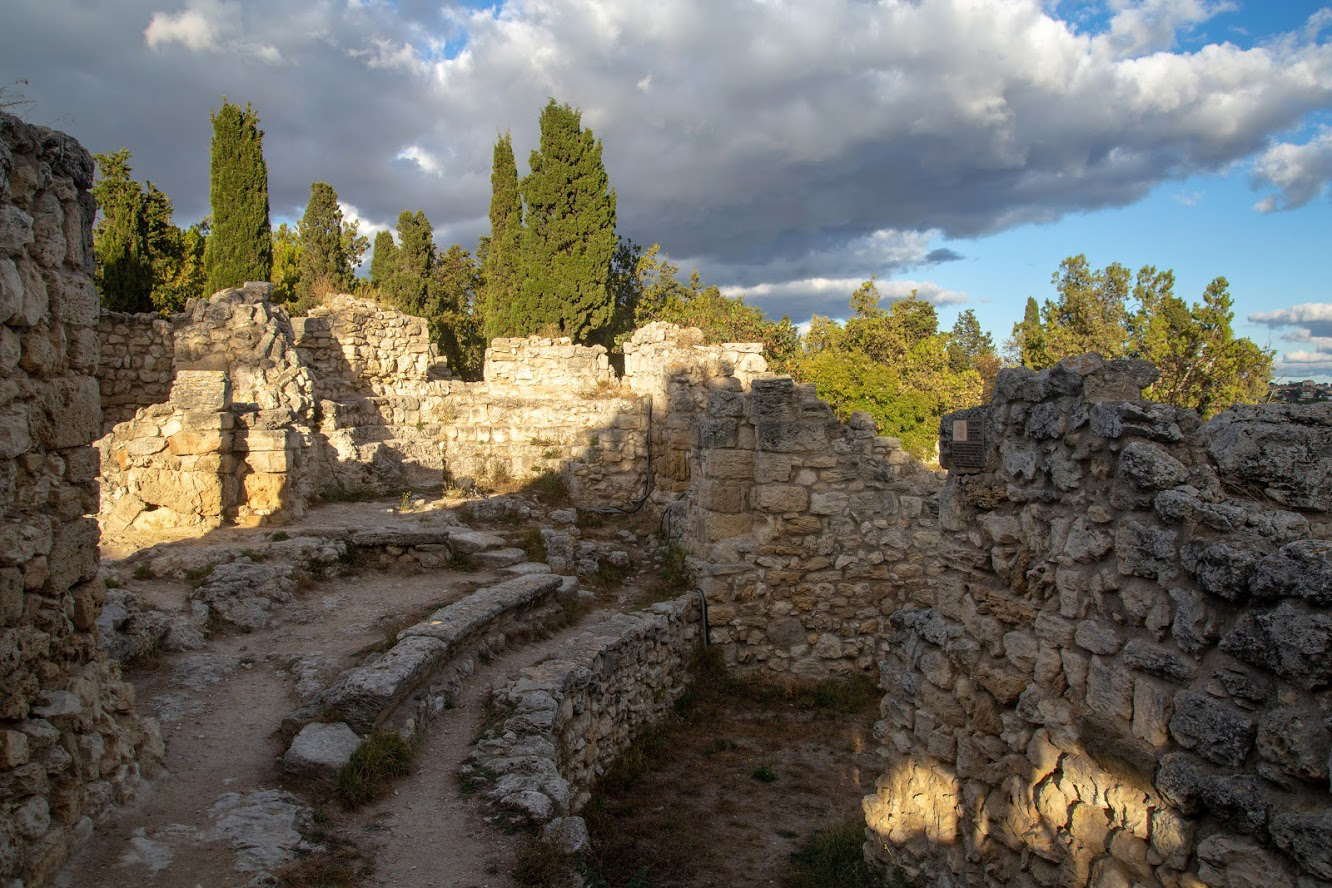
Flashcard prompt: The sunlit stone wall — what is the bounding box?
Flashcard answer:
[865,355,1332,887]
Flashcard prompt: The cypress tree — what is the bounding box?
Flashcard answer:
[204,99,272,294]
[370,230,397,288]
[519,100,617,342]
[297,182,349,296]
[92,150,154,312]
[480,132,523,341]
[383,210,434,316]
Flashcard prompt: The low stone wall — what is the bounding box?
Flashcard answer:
[483,337,614,392]
[291,293,449,400]
[863,355,1332,888]
[95,312,172,430]
[440,389,650,504]
[466,595,701,826]
[0,112,161,887]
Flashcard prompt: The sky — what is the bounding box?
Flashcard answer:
[3,0,1332,379]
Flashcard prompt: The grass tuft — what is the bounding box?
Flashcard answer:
[334,733,412,809]
[788,819,881,888]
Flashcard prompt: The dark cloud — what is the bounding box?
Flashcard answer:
[3,0,1330,321]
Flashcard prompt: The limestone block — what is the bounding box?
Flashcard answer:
[169,370,230,411]
[754,483,808,514]
[283,722,361,777]
[1204,403,1332,511]
[1249,540,1332,605]
[1196,835,1290,888]
[1220,601,1332,690]
[1256,706,1330,784]
[1169,691,1255,767]
[1270,809,1332,880]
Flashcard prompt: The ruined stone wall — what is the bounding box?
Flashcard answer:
[94,312,172,430]
[439,388,649,505]
[0,112,161,887]
[484,336,615,392]
[681,376,942,679]
[291,293,449,400]
[864,355,1332,888]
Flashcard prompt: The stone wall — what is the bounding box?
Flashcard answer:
[94,312,172,430]
[467,595,702,827]
[863,355,1332,888]
[291,292,449,400]
[484,336,614,392]
[0,112,161,886]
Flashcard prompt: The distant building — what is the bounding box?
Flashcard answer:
[1268,379,1332,403]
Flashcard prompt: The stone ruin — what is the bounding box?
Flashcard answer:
[3,111,1330,887]
[0,114,162,886]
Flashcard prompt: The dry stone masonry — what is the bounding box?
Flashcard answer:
[0,112,161,887]
[863,355,1332,888]
[8,115,1332,888]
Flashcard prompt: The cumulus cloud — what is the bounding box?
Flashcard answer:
[1250,302,1332,377]
[1252,126,1332,212]
[144,0,281,61]
[6,0,1332,322]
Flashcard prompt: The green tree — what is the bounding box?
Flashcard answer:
[432,244,485,379]
[93,150,202,313]
[949,308,1000,399]
[1041,255,1130,365]
[1007,296,1049,368]
[480,131,524,341]
[270,223,302,303]
[1132,275,1272,415]
[370,230,397,287]
[383,210,435,315]
[1013,256,1272,414]
[519,99,617,342]
[92,149,154,312]
[297,182,349,296]
[204,99,272,293]
[794,283,983,460]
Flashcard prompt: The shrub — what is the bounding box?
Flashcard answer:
[334,732,412,808]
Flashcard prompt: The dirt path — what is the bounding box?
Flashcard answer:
[348,611,614,888]
[56,558,499,888]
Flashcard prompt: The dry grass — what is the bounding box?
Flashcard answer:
[581,648,883,887]
[334,733,413,809]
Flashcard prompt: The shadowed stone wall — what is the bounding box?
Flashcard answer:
[0,112,162,887]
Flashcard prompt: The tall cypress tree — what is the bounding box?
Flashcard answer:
[297,182,349,296]
[92,150,154,312]
[370,230,397,288]
[383,210,434,316]
[480,132,523,341]
[204,99,272,294]
[519,100,617,343]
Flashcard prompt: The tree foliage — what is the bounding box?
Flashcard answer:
[795,282,983,459]
[621,242,799,374]
[480,131,523,341]
[1009,255,1272,415]
[519,100,617,342]
[92,149,205,314]
[205,99,271,293]
[297,182,349,296]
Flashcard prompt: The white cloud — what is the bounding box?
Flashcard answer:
[1250,302,1332,378]
[144,4,220,50]
[144,0,282,61]
[1099,0,1235,58]
[5,0,1329,325]
[1252,126,1332,212]
[396,145,442,176]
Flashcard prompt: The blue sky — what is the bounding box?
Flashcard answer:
[3,0,1331,377]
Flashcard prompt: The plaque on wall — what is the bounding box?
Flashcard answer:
[949,419,987,471]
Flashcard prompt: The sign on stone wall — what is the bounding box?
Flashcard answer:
[941,408,990,472]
